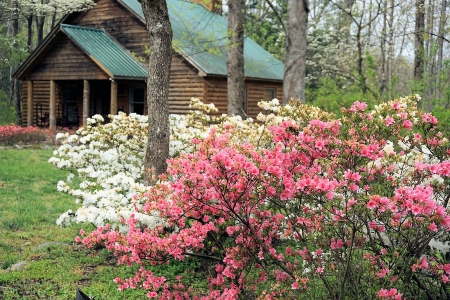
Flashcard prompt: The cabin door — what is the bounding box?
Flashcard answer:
[90,81,110,120]
[62,84,80,127]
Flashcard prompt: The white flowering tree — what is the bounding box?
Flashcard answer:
[17,0,94,46]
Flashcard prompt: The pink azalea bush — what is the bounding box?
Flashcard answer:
[0,124,52,145]
[76,95,450,299]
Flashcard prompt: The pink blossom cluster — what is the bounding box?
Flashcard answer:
[77,96,450,299]
[376,288,402,299]
[0,124,51,145]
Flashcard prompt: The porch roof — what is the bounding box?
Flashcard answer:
[60,24,148,80]
[119,0,284,81]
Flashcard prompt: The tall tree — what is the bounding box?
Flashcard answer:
[227,0,245,117]
[10,0,22,123]
[436,0,447,100]
[414,0,425,81]
[283,0,309,104]
[140,0,172,184]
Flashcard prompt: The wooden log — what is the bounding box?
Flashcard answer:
[110,79,117,115]
[83,79,90,127]
[49,80,56,130]
[27,81,33,127]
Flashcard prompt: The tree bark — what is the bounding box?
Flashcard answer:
[140,0,172,185]
[341,0,356,43]
[414,0,425,81]
[227,0,246,117]
[27,15,33,52]
[436,0,447,100]
[11,0,20,121]
[380,0,387,98]
[387,0,395,101]
[283,0,309,104]
[14,79,21,125]
[36,14,46,45]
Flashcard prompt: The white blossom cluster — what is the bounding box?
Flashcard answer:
[18,0,94,16]
[50,98,332,229]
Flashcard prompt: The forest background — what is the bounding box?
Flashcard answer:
[0,0,449,125]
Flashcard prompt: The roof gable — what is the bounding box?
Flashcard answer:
[61,24,148,79]
[120,0,284,81]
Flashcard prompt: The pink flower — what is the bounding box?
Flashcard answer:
[429,222,438,232]
[331,238,344,249]
[403,120,413,130]
[291,281,299,289]
[367,200,377,209]
[316,267,324,274]
[385,117,395,126]
[392,102,400,109]
[147,292,158,298]
[375,268,389,278]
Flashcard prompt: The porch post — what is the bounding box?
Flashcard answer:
[83,80,90,127]
[49,80,56,130]
[27,80,33,127]
[110,79,117,115]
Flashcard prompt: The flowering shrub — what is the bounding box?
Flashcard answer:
[0,124,52,145]
[72,95,450,299]
[50,98,331,228]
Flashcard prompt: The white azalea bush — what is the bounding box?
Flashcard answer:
[50,98,332,229]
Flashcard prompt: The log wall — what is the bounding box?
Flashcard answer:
[246,79,283,118]
[203,76,283,118]
[22,81,50,127]
[168,54,204,114]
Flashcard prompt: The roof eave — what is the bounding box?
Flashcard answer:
[112,75,147,80]
[244,76,284,83]
[175,47,211,76]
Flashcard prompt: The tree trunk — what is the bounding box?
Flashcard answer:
[50,11,57,29]
[227,0,245,117]
[341,0,356,43]
[283,0,309,104]
[379,0,387,98]
[436,0,446,100]
[27,15,33,52]
[414,0,425,81]
[387,0,395,101]
[10,0,19,111]
[36,14,46,45]
[140,0,172,185]
[425,0,434,110]
[14,80,21,124]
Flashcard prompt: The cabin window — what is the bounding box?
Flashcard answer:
[264,88,276,102]
[129,85,145,115]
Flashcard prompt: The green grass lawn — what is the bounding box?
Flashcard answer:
[0,149,145,299]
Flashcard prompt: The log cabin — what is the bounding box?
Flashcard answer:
[13,0,284,129]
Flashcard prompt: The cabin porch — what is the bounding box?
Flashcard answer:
[23,79,146,129]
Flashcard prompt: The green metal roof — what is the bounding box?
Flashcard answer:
[120,0,284,81]
[61,24,148,79]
